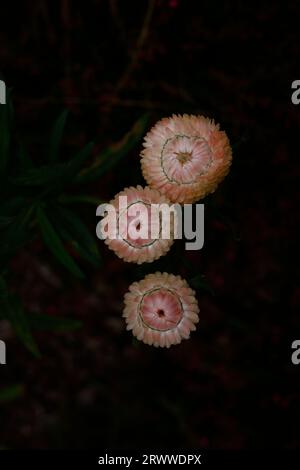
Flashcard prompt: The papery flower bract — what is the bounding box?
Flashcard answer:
[123,272,200,347]
[100,186,175,264]
[141,114,232,203]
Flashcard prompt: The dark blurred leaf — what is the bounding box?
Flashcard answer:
[27,312,82,332]
[0,384,24,403]
[59,141,94,188]
[50,205,101,267]
[48,109,69,163]
[13,162,69,186]
[63,141,94,182]
[0,196,26,216]
[59,194,106,206]
[0,206,34,262]
[76,113,149,183]
[17,142,34,171]
[0,215,13,228]
[189,274,215,296]
[2,297,40,357]
[36,206,84,279]
[0,275,8,300]
[70,241,101,268]
[0,88,12,173]
[13,142,94,191]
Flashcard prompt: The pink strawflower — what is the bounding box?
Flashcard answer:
[141,114,232,203]
[123,272,200,347]
[101,186,175,264]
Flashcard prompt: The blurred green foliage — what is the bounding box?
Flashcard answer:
[0,92,149,355]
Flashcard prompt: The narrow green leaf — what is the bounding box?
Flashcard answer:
[36,206,84,279]
[69,241,101,268]
[0,196,26,216]
[14,143,94,191]
[52,205,100,259]
[0,384,24,403]
[27,312,82,332]
[48,109,69,162]
[13,162,68,186]
[0,206,34,262]
[17,142,34,171]
[3,297,41,357]
[49,206,101,268]
[59,194,106,206]
[62,141,94,184]
[76,114,149,183]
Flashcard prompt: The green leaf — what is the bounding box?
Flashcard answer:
[76,114,149,183]
[13,162,69,186]
[2,297,41,357]
[13,142,94,192]
[27,312,82,332]
[0,215,13,228]
[36,206,84,279]
[59,194,106,206]
[48,109,69,162]
[0,275,8,300]
[17,142,34,171]
[50,205,101,267]
[0,206,34,263]
[63,141,94,183]
[71,141,94,171]
[0,384,24,403]
[69,241,101,268]
[53,206,99,257]
[0,88,12,173]
[0,196,26,216]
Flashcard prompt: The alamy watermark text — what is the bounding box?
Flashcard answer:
[0,80,6,104]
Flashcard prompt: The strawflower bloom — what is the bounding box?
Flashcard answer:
[100,186,175,264]
[141,114,232,203]
[123,272,199,347]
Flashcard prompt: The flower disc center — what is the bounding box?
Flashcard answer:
[175,151,192,165]
[157,308,165,317]
[139,288,183,331]
[161,135,213,184]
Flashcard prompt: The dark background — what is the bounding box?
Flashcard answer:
[0,0,299,449]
